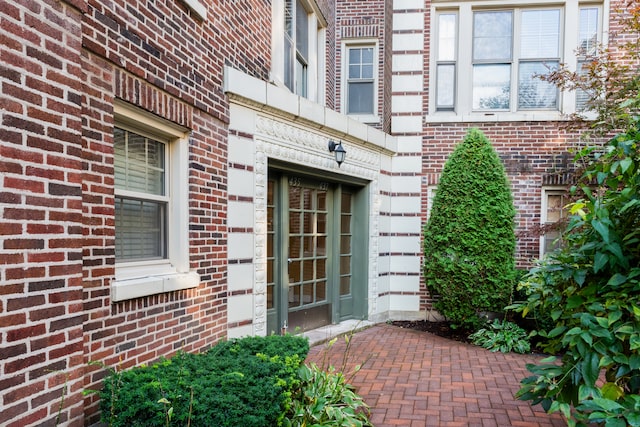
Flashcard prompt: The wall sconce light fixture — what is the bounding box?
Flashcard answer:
[328,140,346,167]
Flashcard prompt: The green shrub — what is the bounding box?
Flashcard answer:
[512,115,640,426]
[100,334,308,427]
[284,363,372,427]
[284,335,372,427]
[423,128,517,329]
[469,319,531,354]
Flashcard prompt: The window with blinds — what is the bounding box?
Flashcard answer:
[114,127,168,261]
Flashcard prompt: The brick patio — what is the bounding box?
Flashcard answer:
[307,324,565,427]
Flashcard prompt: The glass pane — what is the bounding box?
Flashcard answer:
[114,128,126,188]
[340,235,351,254]
[473,11,512,61]
[317,213,326,234]
[349,48,361,66]
[518,62,558,109]
[267,283,274,309]
[289,260,301,282]
[285,0,293,37]
[317,192,326,211]
[340,276,351,296]
[316,258,326,279]
[303,284,314,304]
[267,179,274,205]
[267,233,274,258]
[341,215,351,233]
[316,281,326,301]
[303,188,313,210]
[267,259,274,283]
[340,255,351,275]
[303,236,313,256]
[544,231,561,253]
[289,186,301,210]
[303,259,314,281]
[579,8,599,55]
[472,64,510,109]
[295,58,307,97]
[341,192,352,213]
[347,81,374,114]
[267,207,274,232]
[317,236,326,255]
[576,61,590,110]
[361,47,373,63]
[289,285,301,308]
[438,13,456,61]
[361,63,373,80]
[284,35,294,91]
[295,0,308,60]
[349,64,360,79]
[289,236,301,258]
[436,64,455,109]
[520,10,560,59]
[303,212,313,233]
[290,212,301,234]
[546,194,565,222]
[115,197,165,261]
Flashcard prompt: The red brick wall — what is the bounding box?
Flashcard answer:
[1,0,87,424]
[80,0,274,424]
[335,0,389,131]
[2,0,278,425]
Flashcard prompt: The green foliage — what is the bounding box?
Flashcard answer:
[512,111,640,426]
[541,5,640,136]
[100,334,309,427]
[423,128,517,329]
[469,319,531,354]
[284,334,372,427]
[284,363,372,427]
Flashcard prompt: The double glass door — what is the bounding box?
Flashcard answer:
[267,173,363,333]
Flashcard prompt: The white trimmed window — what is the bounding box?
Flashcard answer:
[430,1,604,121]
[540,188,569,257]
[272,0,326,102]
[343,42,378,122]
[111,100,199,302]
[576,6,601,111]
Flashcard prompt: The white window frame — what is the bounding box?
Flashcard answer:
[271,0,326,103]
[111,100,199,302]
[341,40,379,123]
[540,187,569,258]
[428,0,608,123]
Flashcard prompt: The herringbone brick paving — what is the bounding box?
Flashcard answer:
[307,324,565,427]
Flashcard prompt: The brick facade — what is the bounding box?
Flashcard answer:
[1,0,636,424]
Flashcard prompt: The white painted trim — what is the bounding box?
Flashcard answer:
[340,39,380,124]
[181,0,207,20]
[112,272,199,302]
[112,101,199,300]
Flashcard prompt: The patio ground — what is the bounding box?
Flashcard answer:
[306,323,565,427]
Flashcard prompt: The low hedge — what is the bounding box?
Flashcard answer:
[100,335,309,427]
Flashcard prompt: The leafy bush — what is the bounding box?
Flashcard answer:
[100,334,309,427]
[469,319,531,354]
[423,128,517,329]
[513,114,640,426]
[284,363,372,427]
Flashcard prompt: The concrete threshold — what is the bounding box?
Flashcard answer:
[301,319,377,347]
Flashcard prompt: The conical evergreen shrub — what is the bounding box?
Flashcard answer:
[423,128,516,329]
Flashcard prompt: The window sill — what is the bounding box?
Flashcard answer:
[111,271,200,302]
[425,111,571,123]
[347,114,380,125]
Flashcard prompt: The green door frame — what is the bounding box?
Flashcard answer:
[267,162,369,333]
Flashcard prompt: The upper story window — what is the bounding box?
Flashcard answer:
[430,1,604,121]
[112,100,198,302]
[576,7,600,110]
[342,41,378,122]
[273,0,326,102]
